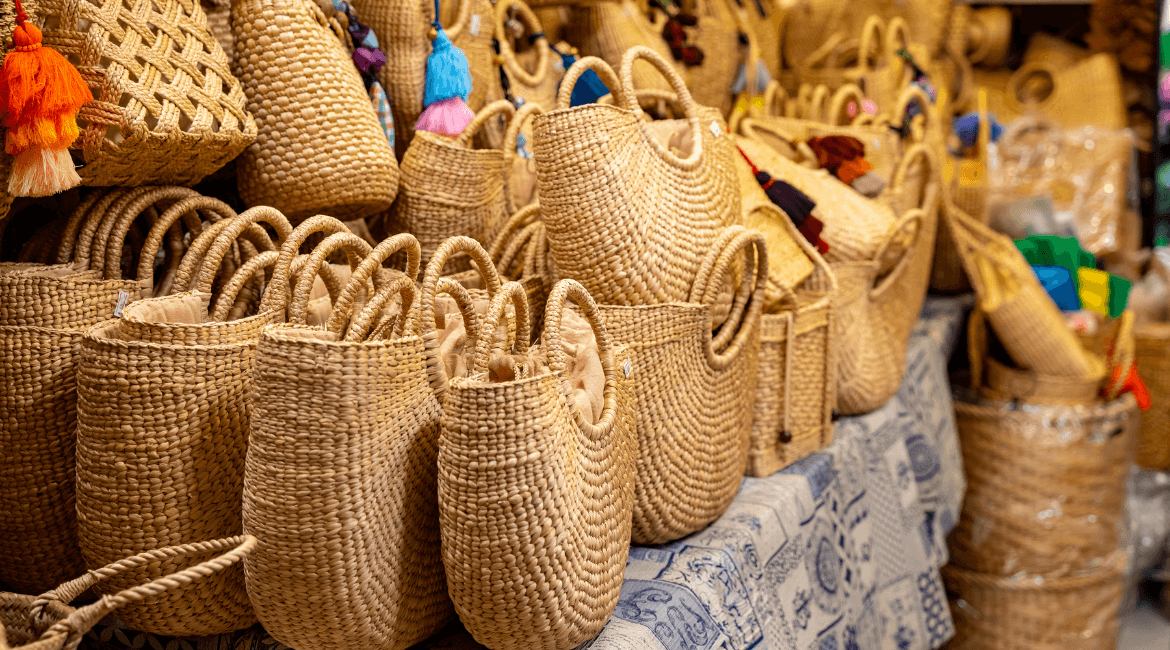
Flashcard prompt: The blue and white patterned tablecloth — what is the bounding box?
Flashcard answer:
[83,299,969,650]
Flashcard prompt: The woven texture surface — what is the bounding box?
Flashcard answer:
[38,0,254,187]
[1134,323,1170,471]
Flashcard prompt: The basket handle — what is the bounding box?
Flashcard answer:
[192,211,292,296]
[430,0,472,41]
[325,233,422,336]
[888,142,939,213]
[1007,61,1057,109]
[502,102,545,214]
[619,46,704,170]
[869,208,926,301]
[468,280,531,376]
[762,80,788,118]
[884,16,911,78]
[288,232,374,326]
[346,275,417,341]
[493,0,551,90]
[170,219,271,295]
[495,219,544,280]
[892,85,936,141]
[544,277,622,438]
[488,202,542,276]
[826,84,866,126]
[455,99,517,147]
[556,55,623,110]
[739,118,820,168]
[806,84,831,123]
[210,250,278,321]
[70,188,136,270]
[55,189,112,264]
[689,226,768,371]
[257,215,353,314]
[31,536,256,643]
[133,196,237,290]
[92,187,195,279]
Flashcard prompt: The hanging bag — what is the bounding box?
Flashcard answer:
[534,47,741,306]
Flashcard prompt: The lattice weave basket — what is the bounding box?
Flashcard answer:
[38,0,256,187]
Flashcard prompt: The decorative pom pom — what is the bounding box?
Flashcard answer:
[416,96,474,135]
[423,26,472,106]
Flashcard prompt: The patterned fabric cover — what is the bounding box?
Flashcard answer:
[82,299,970,650]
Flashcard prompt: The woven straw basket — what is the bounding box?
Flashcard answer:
[439,277,636,650]
[0,187,233,595]
[785,0,950,67]
[942,554,1126,650]
[790,15,885,97]
[948,395,1136,578]
[1004,54,1126,130]
[35,0,255,187]
[534,48,741,306]
[75,210,365,636]
[232,0,398,221]
[355,0,496,158]
[244,233,454,650]
[0,537,254,650]
[566,0,675,94]
[1135,323,1170,471]
[679,0,739,115]
[493,0,563,113]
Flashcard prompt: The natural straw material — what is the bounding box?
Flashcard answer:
[244,233,453,650]
[949,396,1136,578]
[439,279,636,650]
[1134,323,1170,471]
[0,537,255,650]
[38,0,254,186]
[943,554,1126,650]
[567,0,675,95]
[534,48,741,306]
[232,0,398,221]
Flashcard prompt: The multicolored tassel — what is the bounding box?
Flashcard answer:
[416,0,474,136]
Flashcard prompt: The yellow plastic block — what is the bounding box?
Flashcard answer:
[1078,267,1110,316]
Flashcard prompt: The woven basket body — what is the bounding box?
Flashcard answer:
[942,557,1125,650]
[681,0,738,115]
[785,0,950,67]
[1135,323,1170,470]
[534,48,741,306]
[355,0,496,158]
[439,280,636,650]
[598,227,765,544]
[567,1,675,94]
[244,235,453,650]
[948,396,1136,578]
[232,0,398,221]
[38,0,254,187]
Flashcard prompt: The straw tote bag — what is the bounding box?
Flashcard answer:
[943,202,1101,379]
[75,211,365,637]
[533,47,742,306]
[232,0,398,221]
[386,100,532,266]
[784,0,950,68]
[439,279,636,650]
[493,0,563,112]
[355,0,496,158]
[0,537,254,650]
[679,0,739,115]
[1003,54,1126,130]
[34,0,255,187]
[791,16,885,96]
[245,233,454,650]
[598,225,765,543]
[566,0,675,94]
[0,188,225,595]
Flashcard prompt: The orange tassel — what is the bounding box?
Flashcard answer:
[0,0,91,196]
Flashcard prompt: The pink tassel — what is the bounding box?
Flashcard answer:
[8,147,79,197]
[415,96,474,136]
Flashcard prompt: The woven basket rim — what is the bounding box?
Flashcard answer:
[83,312,279,351]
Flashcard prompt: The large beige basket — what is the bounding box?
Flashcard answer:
[38,0,255,187]
[1135,322,1170,471]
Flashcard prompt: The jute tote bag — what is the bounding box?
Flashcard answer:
[0,537,254,650]
[439,278,636,650]
[232,0,399,221]
[244,232,454,650]
[533,47,742,306]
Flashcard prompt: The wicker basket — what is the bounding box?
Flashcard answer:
[1135,322,1170,471]
[232,0,398,221]
[948,395,1136,578]
[533,48,741,306]
[36,0,255,187]
[566,0,675,95]
[680,0,739,115]
[0,537,253,650]
[942,554,1125,650]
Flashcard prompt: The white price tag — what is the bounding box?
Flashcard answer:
[709,121,723,138]
[468,14,481,36]
[113,290,130,318]
[622,358,632,378]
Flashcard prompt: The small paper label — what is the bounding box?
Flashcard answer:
[622,357,632,378]
[553,56,565,73]
[113,290,130,318]
[709,121,723,138]
[469,14,481,36]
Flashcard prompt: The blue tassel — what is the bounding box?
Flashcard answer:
[423,24,472,106]
[554,48,608,107]
[953,111,1003,148]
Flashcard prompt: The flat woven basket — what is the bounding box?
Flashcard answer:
[1134,322,1170,471]
[948,395,1136,579]
[942,554,1126,650]
[37,0,255,187]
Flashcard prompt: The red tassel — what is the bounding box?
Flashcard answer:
[0,0,91,196]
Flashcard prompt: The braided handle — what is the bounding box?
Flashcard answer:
[468,280,531,376]
[619,46,704,169]
[257,215,353,314]
[888,143,939,213]
[502,103,546,214]
[455,100,517,147]
[133,196,237,286]
[826,84,865,126]
[288,232,373,325]
[346,275,417,341]
[97,187,201,280]
[211,250,278,321]
[493,0,551,89]
[543,279,620,437]
[556,55,622,110]
[56,189,111,264]
[488,202,542,275]
[870,208,926,300]
[71,188,135,270]
[325,233,422,335]
[689,226,768,369]
[192,207,293,294]
[762,80,788,118]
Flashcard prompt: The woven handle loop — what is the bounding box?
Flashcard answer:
[172,220,271,295]
[762,80,788,118]
[556,55,623,110]
[71,188,139,271]
[740,118,820,168]
[257,215,353,314]
[827,84,865,126]
[884,16,910,77]
[1007,61,1057,107]
[456,99,517,146]
[543,278,621,437]
[133,195,237,287]
[619,46,704,170]
[494,0,550,89]
[489,202,542,276]
[31,536,255,644]
[430,0,472,40]
[56,189,112,264]
[870,208,926,300]
[806,84,831,123]
[690,225,768,370]
[346,275,417,342]
[889,142,939,212]
[502,102,546,214]
[96,186,199,280]
[468,280,531,376]
[90,187,171,275]
[210,250,278,321]
[289,232,374,325]
[189,206,293,294]
[325,233,422,335]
